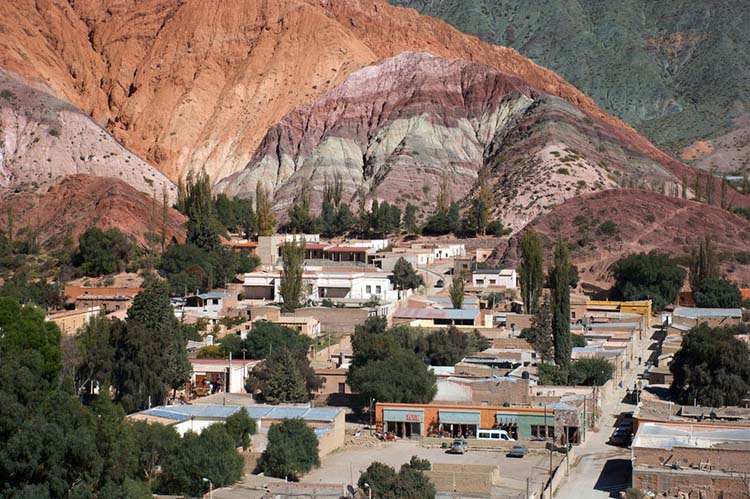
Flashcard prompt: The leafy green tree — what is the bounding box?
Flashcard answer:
[285,184,316,233]
[449,271,465,309]
[259,419,320,480]
[224,408,257,451]
[76,314,116,396]
[518,228,544,314]
[279,239,305,312]
[694,277,742,308]
[404,203,420,234]
[131,421,181,488]
[549,239,571,381]
[76,227,135,276]
[359,457,435,499]
[571,333,587,348]
[158,424,244,496]
[0,273,65,309]
[183,170,223,252]
[90,390,139,490]
[348,351,437,403]
[242,321,312,359]
[418,326,468,366]
[474,168,493,236]
[350,316,402,367]
[569,357,614,386]
[689,235,720,293]
[391,257,424,291]
[519,296,554,362]
[670,324,750,406]
[610,251,686,312]
[0,297,62,381]
[246,349,316,403]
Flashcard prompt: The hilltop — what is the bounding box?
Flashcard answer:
[391,0,750,172]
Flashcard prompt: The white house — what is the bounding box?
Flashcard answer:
[432,243,466,260]
[176,291,238,321]
[242,267,399,303]
[471,269,517,289]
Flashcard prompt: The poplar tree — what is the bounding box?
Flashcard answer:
[549,239,571,382]
[688,235,720,293]
[256,183,275,236]
[518,228,544,314]
[279,239,305,312]
[449,272,465,309]
[474,168,493,236]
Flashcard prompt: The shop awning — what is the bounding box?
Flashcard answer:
[495,414,519,425]
[383,408,424,423]
[438,410,480,425]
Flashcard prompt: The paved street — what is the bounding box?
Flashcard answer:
[554,327,658,498]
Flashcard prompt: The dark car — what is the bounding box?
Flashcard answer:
[435,279,445,288]
[507,445,529,458]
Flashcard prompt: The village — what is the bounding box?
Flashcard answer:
[39,225,750,499]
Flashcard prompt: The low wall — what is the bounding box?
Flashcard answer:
[541,447,576,499]
[421,437,549,451]
[427,462,500,496]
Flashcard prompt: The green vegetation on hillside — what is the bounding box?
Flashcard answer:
[391,0,750,163]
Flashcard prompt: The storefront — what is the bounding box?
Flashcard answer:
[437,409,481,438]
[382,408,424,439]
[495,413,520,440]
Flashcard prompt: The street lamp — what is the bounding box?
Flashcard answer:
[363,482,372,499]
[202,477,213,499]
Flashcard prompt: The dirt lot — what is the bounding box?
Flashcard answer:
[303,440,562,497]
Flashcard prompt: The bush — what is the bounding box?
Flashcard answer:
[597,220,618,236]
[694,277,742,308]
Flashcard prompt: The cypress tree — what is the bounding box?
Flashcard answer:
[279,239,305,312]
[256,183,275,236]
[549,239,571,382]
[518,228,544,314]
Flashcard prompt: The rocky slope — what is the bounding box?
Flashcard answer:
[390,0,750,173]
[0,174,186,251]
[495,189,750,287]
[219,53,736,230]
[0,70,175,198]
[0,0,674,184]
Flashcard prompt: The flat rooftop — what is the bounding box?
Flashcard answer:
[673,307,742,319]
[633,422,750,450]
[134,404,342,423]
[393,308,479,321]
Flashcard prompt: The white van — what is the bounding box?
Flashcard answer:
[477,429,515,441]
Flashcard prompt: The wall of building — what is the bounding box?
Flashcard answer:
[289,307,370,335]
[633,467,748,498]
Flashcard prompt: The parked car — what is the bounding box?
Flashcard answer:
[507,445,529,458]
[435,279,445,288]
[449,439,468,454]
[477,429,515,441]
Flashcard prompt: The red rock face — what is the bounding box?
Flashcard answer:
[0,174,186,250]
[0,0,684,186]
[496,189,750,287]
[218,53,702,229]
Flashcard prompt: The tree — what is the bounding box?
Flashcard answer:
[76,227,135,276]
[474,168,493,236]
[76,314,116,397]
[404,203,420,235]
[610,251,686,312]
[183,170,223,252]
[278,239,305,312]
[518,228,544,314]
[242,321,312,359]
[436,172,452,214]
[569,357,614,386]
[391,257,424,291]
[449,271,465,309]
[256,183,275,236]
[689,236,720,293]
[246,349,314,403]
[694,277,742,308]
[549,239,571,381]
[418,326,468,366]
[259,419,320,480]
[348,351,437,403]
[670,324,750,406]
[519,296,553,362]
[285,184,315,233]
[721,174,729,209]
[224,408,257,451]
[359,457,435,499]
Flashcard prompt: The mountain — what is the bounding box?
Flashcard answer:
[495,189,750,287]
[0,174,186,251]
[0,70,175,198]
[390,0,750,173]
[0,0,666,184]
[218,52,721,230]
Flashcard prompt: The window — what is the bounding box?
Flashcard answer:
[376,285,382,294]
[489,279,496,285]
[530,425,555,439]
[366,285,372,294]
[338,383,346,394]
[491,433,500,440]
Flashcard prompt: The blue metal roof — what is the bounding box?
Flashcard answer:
[393,308,479,320]
[140,404,342,423]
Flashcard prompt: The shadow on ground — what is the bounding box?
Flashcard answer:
[594,458,631,497]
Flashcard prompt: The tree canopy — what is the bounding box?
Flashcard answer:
[693,277,742,308]
[550,239,571,381]
[518,228,544,314]
[75,227,135,276]
[358,456,435,499]
[258,419,320,480]
[391,257,424,291]
[610,251,686,312]
[670,323,750,407]
[245,349,320,404]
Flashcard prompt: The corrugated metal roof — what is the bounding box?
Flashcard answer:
[632,422,750,449]
[140,404,342,422]
[196,291,234,299]
[393,308,479,320]
[587,322,639,329]
[673,307,742,319]
[427,296,479,304]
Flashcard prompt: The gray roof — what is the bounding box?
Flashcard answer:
[393,308,479,321]
[197,291,234,299]
[427,296,479,304]
[473,269,503,275]
[139,404,341,422]
[586,322,640,329]
[632,422,750,450]
[673,307,742,319]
